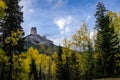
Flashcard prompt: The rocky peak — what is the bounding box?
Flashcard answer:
[31,27,37,35]
[25,27,54,46]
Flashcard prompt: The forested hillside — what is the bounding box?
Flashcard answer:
[0,0,120,80]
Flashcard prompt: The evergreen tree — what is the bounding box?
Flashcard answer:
[0,49,9,80]
[70,52,80,80]
[63,55,70,80]
[95,2,119,78]
[56,46,64,80]
[86,40,94,79]
[0,0,24,79]
[29,58,38,80]
[108,11,120,76]
[0,0,24,54]
[94,2,108,77]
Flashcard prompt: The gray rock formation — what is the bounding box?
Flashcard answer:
[25,27,54,45]
[31,27,37,35]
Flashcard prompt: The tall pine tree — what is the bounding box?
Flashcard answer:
[95,2,119,78]
[29,58,38,80]
[56,46,65,80]
[0,0,24,79]
[0,0,24,54]
[70,52,80,80]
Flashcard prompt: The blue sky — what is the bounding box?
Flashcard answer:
[19,0,120,45]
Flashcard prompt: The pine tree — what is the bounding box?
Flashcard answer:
[94,2,108,77]
[64,55,70,80]
[0,0,24,54]
[29,58,38,80]
[56,46,64,80]
[95,2,119,78]
[107,11,120,76]
[0,0,24,79]
[70,52,80,80]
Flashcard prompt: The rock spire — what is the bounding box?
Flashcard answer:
[31,27,37,35]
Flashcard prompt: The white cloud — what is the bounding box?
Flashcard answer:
[55,19,66,30]
[86,15,91,22]
[54,16,72,30]
[65,27,71,32]
[59,27,71,35]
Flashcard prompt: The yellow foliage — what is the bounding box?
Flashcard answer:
[0,0,5,18]
[28,47,39,58]
[0,0,5,8]
[51,52,57,59]
[0,48,9,62]
[5,29,23,46]
[115,53,120,66]
[30,74,35,80]
[51,61,56,75]
[23,47,56,77]
[22,58,31,73]
[77,53,89,75]
[107,11,120,36]
[41,55,49,74]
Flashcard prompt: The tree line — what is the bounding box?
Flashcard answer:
[0,0,120,80]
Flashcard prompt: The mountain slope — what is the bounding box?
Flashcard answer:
[24,27,59,54]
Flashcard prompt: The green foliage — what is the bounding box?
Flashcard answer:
[69,52,80,80]
[0,0,24,79]
[56,46,64,80]
[107,11,120,37]
[94,2,120,78]
[0,0,24,54]
[0,48,9,80]
[115,53,120,76]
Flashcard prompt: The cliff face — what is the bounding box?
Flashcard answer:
[24,27,54,46]
[25,34,54,45]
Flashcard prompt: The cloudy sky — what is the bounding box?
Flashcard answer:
[19,0,120,45]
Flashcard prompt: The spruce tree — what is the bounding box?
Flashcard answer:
[64,55,70,80]
[0,0,24,79]
[56,46,64,80]
[29,58,38,80]
[0,0,24,54]
[70,52,80,80]
[95,2,119,78]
